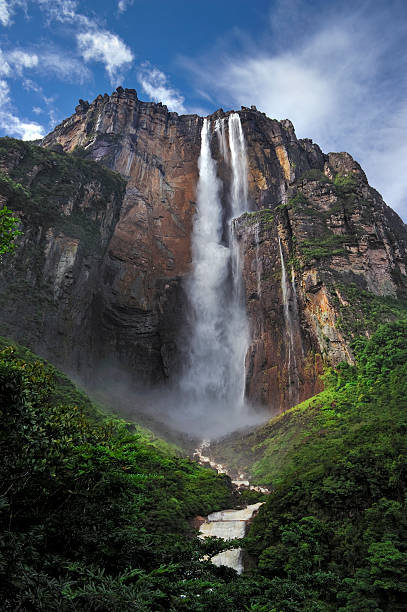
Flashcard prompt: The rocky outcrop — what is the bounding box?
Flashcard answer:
[40,91,330,390]
[1,88,406,415]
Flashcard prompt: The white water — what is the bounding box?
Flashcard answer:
[180,118,230,405]
[215,117,229,163]
[226,113,250,413]
[194,440,270,493]
[279,238,300,404]
[228,113,248,216]
[180,114,251,430]
[199,503,264,574]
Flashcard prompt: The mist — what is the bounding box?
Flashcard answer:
[82,113,272,443]
[85,361,271,443]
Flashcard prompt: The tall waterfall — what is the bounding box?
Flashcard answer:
[227,113,250,411]
[279,238,300,405]
[180,114,250,430]
[228,113,248,217]
[215,117,229,163]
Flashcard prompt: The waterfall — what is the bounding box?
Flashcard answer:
[228,113,248,217]
[180,113,250,429]
[227,113,250,412]
[215,117,229,163]
[279,238,300,404]
[180,118,230,404]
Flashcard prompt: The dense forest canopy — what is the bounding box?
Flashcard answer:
[1,318,407,610]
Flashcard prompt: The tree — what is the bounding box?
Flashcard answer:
[0,205,21,255]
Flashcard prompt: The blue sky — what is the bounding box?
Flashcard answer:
[0,0,406,219]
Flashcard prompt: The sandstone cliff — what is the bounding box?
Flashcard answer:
[1,88,406,414]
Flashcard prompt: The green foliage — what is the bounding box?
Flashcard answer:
[301,168,332,183]
[0,205,21,255]
[241,209,274,229]
[275,191,309,212]
[243,320,407,610]
[1,320,407,609]
[334,173,357,192]
[288,191,308,208]
[0,170,30,198]
[0,343,238,610]
[299,232,354,263]
[0,137,125,251]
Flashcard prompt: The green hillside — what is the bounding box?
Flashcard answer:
[0,340,236,611]
[1,320,407,610]
[213,319,407,610]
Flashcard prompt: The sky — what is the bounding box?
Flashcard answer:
[0,0,406,219]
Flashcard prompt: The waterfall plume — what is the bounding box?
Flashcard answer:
[177,113,257,436]
[228,113,248,217]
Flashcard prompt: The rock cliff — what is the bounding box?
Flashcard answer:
[1,88,406,414]
[0,137,125,377]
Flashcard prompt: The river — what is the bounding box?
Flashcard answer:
[194,441,268,574]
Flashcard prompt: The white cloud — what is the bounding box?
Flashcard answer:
[1,44,89,83]
[118,0,134,14]
[0,0,11,25]
[35,1,135,86]
[22,78,44,94]
[8,50,38,74]
[37,0,91,28]
[0,79,9,104]
[0,0,26,27]
[77,30,133,85]
[41,50,90,82]
[138,63,186,114]
[182,2,407,219]
[0,79,44,139]
[0,49,10,75]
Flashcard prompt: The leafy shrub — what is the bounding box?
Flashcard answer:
[0,205,22,255]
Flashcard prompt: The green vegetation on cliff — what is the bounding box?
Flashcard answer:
[0,137,125,251]
[331,283,407,339]
[0,205,21,255]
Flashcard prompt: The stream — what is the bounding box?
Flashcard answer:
[194,441,269,574]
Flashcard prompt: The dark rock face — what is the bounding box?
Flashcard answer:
[0,138,125,377]
[1,89,406,415]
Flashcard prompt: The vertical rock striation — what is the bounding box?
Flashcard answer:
[42,88,204,383]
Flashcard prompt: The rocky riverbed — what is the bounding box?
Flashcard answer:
[194,440,269,573]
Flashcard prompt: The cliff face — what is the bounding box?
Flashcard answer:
[42,88,203,382]
[0,138,125,376]
[237,146,407,410]
[2,88,407,414]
